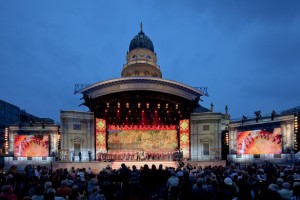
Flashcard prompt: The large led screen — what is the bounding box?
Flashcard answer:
[14,135,49,157]
[107,125,178,151]
[237,128,282,154]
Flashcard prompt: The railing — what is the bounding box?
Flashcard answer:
[193,87,209,96]
[74,84,91,94]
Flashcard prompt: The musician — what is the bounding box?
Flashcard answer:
[136,150,141,161]
[141,150,145,161]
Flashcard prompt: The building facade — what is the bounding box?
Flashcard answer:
[60,111,94,161]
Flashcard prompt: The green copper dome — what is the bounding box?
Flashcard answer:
[129,23,154,52]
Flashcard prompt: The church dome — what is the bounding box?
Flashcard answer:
[129,23,154,52]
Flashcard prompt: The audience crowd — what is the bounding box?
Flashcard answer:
[0,161,299,200]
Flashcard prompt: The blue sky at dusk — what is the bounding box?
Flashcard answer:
[1,0,299,123]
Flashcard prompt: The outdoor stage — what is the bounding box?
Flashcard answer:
[51,160,226,172]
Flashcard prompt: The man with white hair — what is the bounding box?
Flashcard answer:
[44,181,53,191]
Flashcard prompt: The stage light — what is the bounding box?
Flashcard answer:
[254,111,261,122]
[106,103,109,108]
[225,132,229,145]
[271,110,276,121]
[157,104,160,109]
[166,103,168,109]
[294,114,298,151]
[242,115,247,124]
[4,128,8,154]
[117,102,120,108]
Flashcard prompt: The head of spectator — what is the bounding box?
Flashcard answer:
[44,181,52,190]
[282,182,291,190]
[196,178,205,188]
[1,185,14,194]
[34,184,45,196]
[44,188,56,200]
[292,182,300,197]
[224,177,233,186]
[60,180,68,187]
[269,183,279,192]
[276,178,284,187]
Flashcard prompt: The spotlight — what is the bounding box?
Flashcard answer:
[254,111,261,122]
[271,110,277,121]
[242,115,247,124]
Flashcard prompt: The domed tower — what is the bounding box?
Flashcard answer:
[121,23,162,78]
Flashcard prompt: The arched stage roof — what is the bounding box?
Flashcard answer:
[75,77,208,101]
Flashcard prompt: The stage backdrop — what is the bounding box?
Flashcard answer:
[14,135,49,157]
[107,125,178,152]
[237,128,282,154]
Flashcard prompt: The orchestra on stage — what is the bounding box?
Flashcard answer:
[96,149,183,162]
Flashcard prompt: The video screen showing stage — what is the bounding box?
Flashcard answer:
[14,135,49,157]
[107,125,178,151]
[237,128,282,154]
